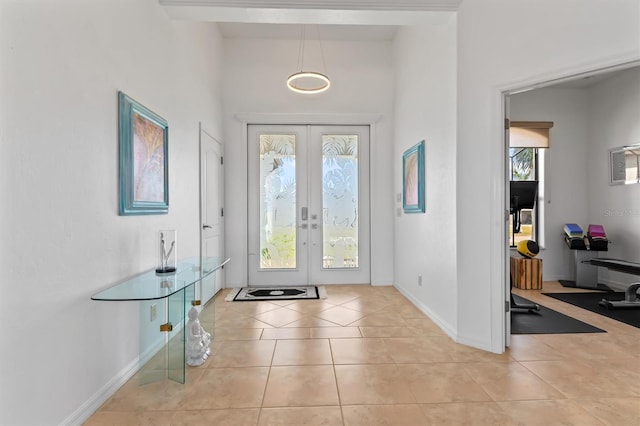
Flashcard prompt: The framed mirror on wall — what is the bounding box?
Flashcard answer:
[609,144,640,185]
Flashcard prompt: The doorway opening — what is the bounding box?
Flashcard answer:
[247,124,371,287]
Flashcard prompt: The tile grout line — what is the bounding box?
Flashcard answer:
[255,337,279,426]
[328,337,347,426]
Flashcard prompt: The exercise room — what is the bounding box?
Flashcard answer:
[508,66,640,334]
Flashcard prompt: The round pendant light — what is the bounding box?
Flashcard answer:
[287,25,330,94]
[287,71,331,94]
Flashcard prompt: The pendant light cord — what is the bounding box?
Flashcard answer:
[315,25,328,76]
[297,25,327,74]
[297,25,306,72]
[287,24,331,94]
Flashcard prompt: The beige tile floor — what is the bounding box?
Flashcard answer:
[85,283,640,425]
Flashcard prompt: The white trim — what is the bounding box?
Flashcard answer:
[393,284,457,342]
[488,90,508,354]
[159,0,461,12]
[61,336,166,425]
[600,278,636,293]
[500,55,640,95]
[200,124,226,296]
[317,285,328,299]
[238,122,250,286]
[371,281,393,286]
[235,112,383,287]
[159,2,459,26]
[455,333,496,353]
[541,275,570,282]
[225,288,241,301]
[61,358,140,425]
[235,112,382,125]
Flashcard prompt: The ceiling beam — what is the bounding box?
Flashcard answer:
[159,0,461,12]
[159,0,459,25]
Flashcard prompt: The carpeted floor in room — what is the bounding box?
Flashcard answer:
[84,282,640,426]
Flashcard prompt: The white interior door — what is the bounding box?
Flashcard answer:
[200,124,224,302]
[504,96,512,347]
[247,124,370,287]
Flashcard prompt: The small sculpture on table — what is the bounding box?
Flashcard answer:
[186,307,211,366]
[156,230,177,275]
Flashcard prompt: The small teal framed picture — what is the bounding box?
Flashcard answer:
[402,140,425,213]
[118,92,169,215]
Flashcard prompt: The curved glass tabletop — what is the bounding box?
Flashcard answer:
[91,257,230,301]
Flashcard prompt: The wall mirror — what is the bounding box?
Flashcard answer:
[609,143,640,185]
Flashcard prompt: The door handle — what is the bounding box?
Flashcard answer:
[203,224,212,229]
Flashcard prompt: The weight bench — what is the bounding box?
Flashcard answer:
[589,258,640,309]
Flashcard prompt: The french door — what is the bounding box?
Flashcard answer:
[248,124,370,286]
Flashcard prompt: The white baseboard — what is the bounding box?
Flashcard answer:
[393,284,457,342]
[542,274,569,282]
[61,335,166,425]
[392,285,499,353]
[455,333,496,353]
[543,276,632,292]
[62,313,191,426]
[61,358,140,425]
[225,288,241,301]
[317,285,328,299]
[600,278,633,292]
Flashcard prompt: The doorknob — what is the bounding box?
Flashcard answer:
[202,224,212,229]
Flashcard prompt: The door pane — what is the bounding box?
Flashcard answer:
[259,134,297,269]
[322,135,359,269]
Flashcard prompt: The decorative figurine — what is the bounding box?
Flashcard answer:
[155,230,177,274]
[186,307,211,366]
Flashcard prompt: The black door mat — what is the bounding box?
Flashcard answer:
[543,292,640,329]
[511,294,605,334]
[558,280,613,292]
[229,286,320,302]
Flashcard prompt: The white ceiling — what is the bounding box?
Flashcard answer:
[160,1,637,86]
[159,0,462,12]
[217,22,398,40]
[161,0,459,40]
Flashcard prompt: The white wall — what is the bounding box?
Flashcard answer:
[221,37,395,287]
[1,3,637,422]
[392,15,458,335]
[457,0,640,352]
[587,67,640,287]
[510,87,590,281]
[0,1,223,424]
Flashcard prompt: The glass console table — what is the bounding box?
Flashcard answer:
[91,257,229,384]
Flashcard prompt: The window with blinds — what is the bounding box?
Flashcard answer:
[509,121,553,247]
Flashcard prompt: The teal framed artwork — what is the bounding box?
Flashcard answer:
[118,91,169,215]
[402,140,425,213]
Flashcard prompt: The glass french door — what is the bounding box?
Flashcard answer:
[247,124,370,286]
